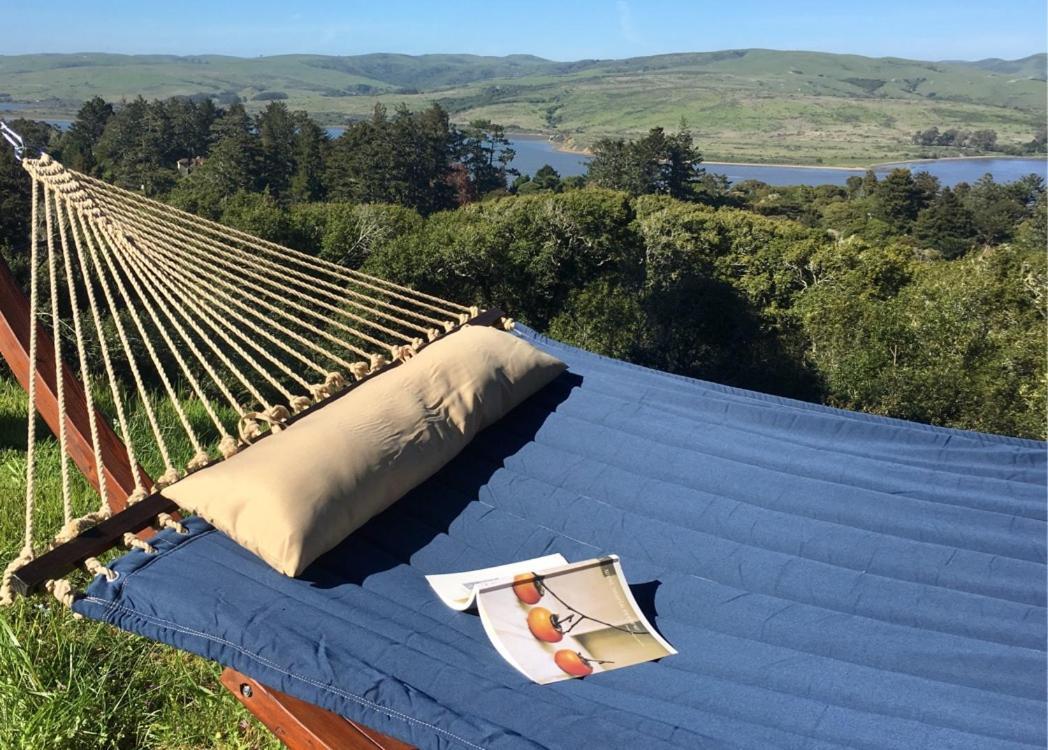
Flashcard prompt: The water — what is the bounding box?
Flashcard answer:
[507,134,1046,187]
[323,128,592,177]
[505,135,592,180]
[28,118,1046,188]
[871,158,1046,187]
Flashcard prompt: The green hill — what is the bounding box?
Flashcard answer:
[0,49,1044,165]
[953,53,1046,80]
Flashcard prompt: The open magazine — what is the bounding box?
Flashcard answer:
[427,554,676,684]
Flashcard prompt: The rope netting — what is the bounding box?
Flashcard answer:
[0,153,491,605]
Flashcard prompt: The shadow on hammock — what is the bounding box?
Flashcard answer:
[625,579,665,634]
[299,371,584,590]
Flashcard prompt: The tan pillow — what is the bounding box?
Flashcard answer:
[163,326,565,576]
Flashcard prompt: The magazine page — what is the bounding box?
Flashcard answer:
[475,555,676,684]
[425,554,568,611]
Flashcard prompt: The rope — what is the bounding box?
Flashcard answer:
[1,153,484,606]
[107,227,276,412]
[106,232,249,421]
[121,235,320,395]
[103,203,418,353]
[51,194,115,515]
[130,225,394,361]
[122,533,156,555]
[91,188,450,333]
[79,174,470,314]
[73,200,182,487]
[63,190,149,499]
[94,229,235,451]
[0,181,40,606]
[128,231,376,366]
[45,186,74,524]
[21,179,40,551]
[85,216,210,470]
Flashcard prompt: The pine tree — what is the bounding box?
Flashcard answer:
[588,127,702,198]
[914,187,975,258]
[457,119,515,196]
[61,97,113,173]
[257,102,296,198]
[873,168,921,227]
[289,114,327,203]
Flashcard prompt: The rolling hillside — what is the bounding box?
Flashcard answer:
[0,49,1044,165]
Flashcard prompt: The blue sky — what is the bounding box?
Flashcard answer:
[2,0,1045,61]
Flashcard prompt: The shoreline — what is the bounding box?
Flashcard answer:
[7,116,1044,172]
[508,131,1046,171]
[703,160,862,171]
[869,154,1048,167]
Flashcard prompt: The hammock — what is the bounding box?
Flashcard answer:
[76,327,1046,749]
[0,136,1044,749]
[0,147,505,604]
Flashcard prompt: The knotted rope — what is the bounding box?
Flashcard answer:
[1,152,488,608]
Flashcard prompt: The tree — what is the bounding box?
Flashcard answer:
[873,168,921,227]
[860,169,879,197]
[164,96,214,161]
[256,102,296,198]
[912,170,940,210]
[548,279,646,360]
[513,164,562,194]
[1023,127,1046,154]
[365,188,640,329]
[289,113,327,203]
[61,97,114,173]
[798,242,1045,438]
[325,103,459,214]
[168,103,261,216]
[912,127,940,146]
[964,174,1029,244]
[531,164,562,192]
[967,129,998,152]
[324,102,461,213]
[588,126,703,199]
[93,97,177,194]
[289,202,422,267]
[845,174,864,197]
[913,188,975,258]
[457,119,515,196]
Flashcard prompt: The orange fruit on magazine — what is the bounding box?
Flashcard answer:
[554,650,596,677]
[526,606,564,642]
[512,573,544,604]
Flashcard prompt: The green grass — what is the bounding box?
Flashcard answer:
[0,375,280,750]
[1,49,1044,165]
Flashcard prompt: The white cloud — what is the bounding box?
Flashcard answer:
[616,0,640,44]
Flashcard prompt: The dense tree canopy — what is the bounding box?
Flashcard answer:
[588,126,704,199]
[0,97,1043,439]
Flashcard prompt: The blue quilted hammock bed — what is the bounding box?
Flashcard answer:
[74,326,1047,750]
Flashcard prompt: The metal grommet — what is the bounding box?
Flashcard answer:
[240,683,253,698]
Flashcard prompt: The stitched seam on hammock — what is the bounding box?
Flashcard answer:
[512,327,1047,450]
[82,597,488,750]
[439,471,1048,654]
[531,377,1048,501]
[86,547,1047,747]
[491,416,1047,565]
[456,445,1047,609]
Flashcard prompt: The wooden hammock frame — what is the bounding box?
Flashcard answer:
[0,252,503,749]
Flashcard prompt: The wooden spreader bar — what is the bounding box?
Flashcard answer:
[221,668,414,749]
[10,493,177,596]
[8,302,507,595]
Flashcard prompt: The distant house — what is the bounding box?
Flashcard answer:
[176,156,206,176]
